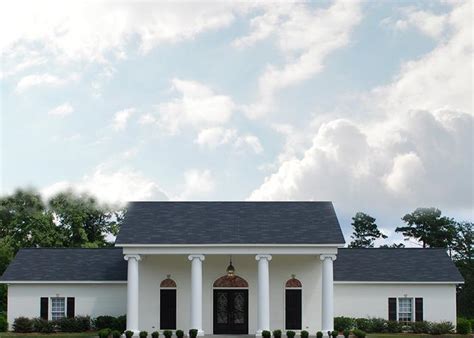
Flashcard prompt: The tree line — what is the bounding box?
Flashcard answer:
[0,189,473,317]
[348,209,473,318]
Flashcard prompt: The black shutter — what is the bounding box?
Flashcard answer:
[160,289,176,329]
[388,298,397,321]
[67,297,75,318]
[415,298,423,322]
[40,297,49,320]
[285,289,302,330]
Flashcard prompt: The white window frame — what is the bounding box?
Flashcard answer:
[51,297,66,320]
[397,297,413,323]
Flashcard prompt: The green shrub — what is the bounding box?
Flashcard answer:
[354,319,371,332]
[369,318,386,333]
[112,330,121,338]
[331,331,338,338]
[32,318,54,333]
[176,330,184,338]
[352,328,366,338]
[273,329,282,338]
[262,330,271,338]
[334,317,355,332]
[163,330,172,338]
[343,329,350,338]
[0,315,8,332]
[457,318,472,335]
[125,330,134,338]
[13,317,33,333]
[139,331,148,338]
[151,331,159,338]
[98,328,112,338]
[286,330,296,338]
[55,316,91,332]
[316,331,323,338]
[300,330,309,338]
[386,321,402,333]
[116,315,126,332]
[429,321,454,335]
[470,320,474,333]
[189,329,198,338]
[410,321,430,334]
[95,316,117,330]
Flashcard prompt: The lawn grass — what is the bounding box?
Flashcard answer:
[0,332,97,338]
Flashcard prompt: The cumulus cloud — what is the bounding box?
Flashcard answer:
[42,166,168,205]
[175,169,215,200]
[113,108,135,131]
[240,0,363,118]
[195,127,263,154]
[47,102,74,117]
[15,73,77,93]
[156,79,236,134]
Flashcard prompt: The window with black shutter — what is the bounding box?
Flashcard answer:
[160,289,176,329]
[415,298,423,322]
[388,298,397,321]
[40,297,49,320]
[67,297,75,318]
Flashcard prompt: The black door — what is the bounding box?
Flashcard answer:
[160,289,176,329]
[285,289,302,330]
[213,289,248,334]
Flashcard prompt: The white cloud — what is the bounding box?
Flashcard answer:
[15,73,75,93]
[195,127,263,154]
[240,0,363,118]
[113,108,135,131]
[385,7,448,39]
[47,102,74,117]
[42,166,168,205]
[157,79,236,134]
[175,169,215,200]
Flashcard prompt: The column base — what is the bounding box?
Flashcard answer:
[255,330,269,337]
[196,329,205,337]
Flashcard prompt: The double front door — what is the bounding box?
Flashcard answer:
[213,289,248,334]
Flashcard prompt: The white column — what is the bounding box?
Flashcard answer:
[124,254,141,335]
[188,254,205,336]
[256,254,272,336]
[320,254,336,335]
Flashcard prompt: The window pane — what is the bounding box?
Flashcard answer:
[398,298,412,322]
[51,297,65,320]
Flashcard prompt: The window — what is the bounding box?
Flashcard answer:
[398,298,413,322]
[51,297,65,320]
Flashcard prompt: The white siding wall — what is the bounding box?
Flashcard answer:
[138,254,322,334]
[334,283,457,324]
[7,284,126,328]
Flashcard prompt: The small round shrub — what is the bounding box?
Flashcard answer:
[300,330,309,338]
[457,318,472,335]
[429,321,454,335]
[125,330,134,338]
[331,330,338,338]
[273,329,282,338]
[352,328,366,338]
[176,330,184,338]
[316,331,323,338]
[286,330,296,338]
[98,328,112,338]
[189,329,198,338]
[343,329,350,338]
[151,331,159,338]
[163,330,172,338]
[112,330,122,338]
[139,330,148,338]
[0,315,8,332]
[13,317,33,333]
[262,330,271,338]
[334,317,355,332]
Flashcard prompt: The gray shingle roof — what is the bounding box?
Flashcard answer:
[0,248,127,282]
[115,201,345,245]
[334,248,464,282]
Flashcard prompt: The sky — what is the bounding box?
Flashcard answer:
[1,0,473,245]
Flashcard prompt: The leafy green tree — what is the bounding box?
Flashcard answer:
[48,191,121,247]
[453,222,473,263]
[349,212,387,248]
[395,208,456,248]
[379,243,406,248]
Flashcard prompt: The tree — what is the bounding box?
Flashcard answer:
[380,243,406,248]
[48,191,121,248]
[395,207,456,248]
[452,222,473,263]
[349,212,387,248]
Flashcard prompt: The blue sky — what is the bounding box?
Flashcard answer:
[1,0,472,245]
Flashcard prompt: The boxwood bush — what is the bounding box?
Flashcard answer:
[316,331,323,338]
[273,329,282,338]
[151,331,160,338]
[98,328,112,338]
[262,330,271,338]
[176,329,184,338]
[13,317,33,333]
[352,328,366,338]
[286,330,295,338]
[32,318,54,333]
[125,330,134,338]
[457,318,472,334]
[94,315,126,331]
[112,330,122,338]
[334,316,355,332]
[300,330,309,338]
[429,321,454,335]
[55,316,91,332]
[189,329,198,338]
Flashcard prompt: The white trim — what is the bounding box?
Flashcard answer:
[122,246,339,255]
[212,287,249,290]
[117,243,344,247]
[334,281,464,285]
[2,281,127,284]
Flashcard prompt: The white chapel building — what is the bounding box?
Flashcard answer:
[1,202,464,336]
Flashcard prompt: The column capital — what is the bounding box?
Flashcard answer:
[255,254,272,261]
[188,254,205,261]
[124,254,141,261]
[320,254,337,261]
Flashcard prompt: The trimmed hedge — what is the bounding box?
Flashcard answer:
[353,328,366,338]
[13,317,33,333]
[55,316,91,332]
[94,315,126,332]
